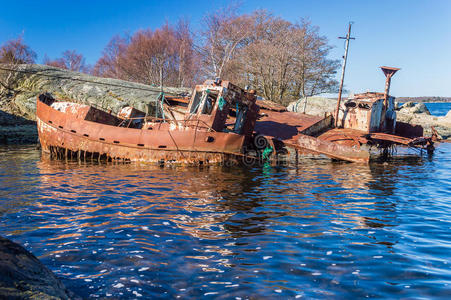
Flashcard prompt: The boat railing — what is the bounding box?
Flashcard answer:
[46,96,216,133]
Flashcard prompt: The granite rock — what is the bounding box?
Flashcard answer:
[0,236,73,299]
[398,102,431,115]
[0,64,191,121]
[0,64,191,144]
[286,97,336,116]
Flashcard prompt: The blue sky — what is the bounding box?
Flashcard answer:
[1,0,450,97]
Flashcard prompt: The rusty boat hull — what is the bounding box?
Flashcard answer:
[36,98,246,165]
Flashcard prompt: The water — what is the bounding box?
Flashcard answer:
[422,102,451,116]
[1,144,451,299]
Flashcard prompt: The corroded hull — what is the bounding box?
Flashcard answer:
[36,99,246,165]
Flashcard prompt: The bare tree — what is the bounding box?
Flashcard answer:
[237,13,339,104]
[0,36,36,64]
[238,13,297,102]
[0,36,36,91]
[91,8,338,102]
[44,50,90,73]
[198,5,255,79]
[92,34,129,78]
[95,20,194,88]
[42,54,65,69]
[119,26,178,87]
[290,20,339,98]
[175,18,197,87]
[152,24,178,89]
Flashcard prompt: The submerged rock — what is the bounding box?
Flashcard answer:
[0,236,72,299]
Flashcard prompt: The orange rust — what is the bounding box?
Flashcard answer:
[36,77,435,165]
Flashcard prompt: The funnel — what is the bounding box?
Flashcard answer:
[380,66,400,108]
[381,66,400,78]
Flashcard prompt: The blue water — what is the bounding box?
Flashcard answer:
[1,145,451,299]
[423,103,451,116]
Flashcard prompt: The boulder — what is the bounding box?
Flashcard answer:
[0,111,37,144]
[397,110,451,139]
[398,102,431,115]
[445,109,451,120]
[0,64,191,121]
[286,96,336,116]
[0,236,72,299]
[402,101,415,108]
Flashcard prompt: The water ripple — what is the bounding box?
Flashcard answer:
[0,144,451,298]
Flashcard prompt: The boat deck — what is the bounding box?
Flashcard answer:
[254,110,331,143]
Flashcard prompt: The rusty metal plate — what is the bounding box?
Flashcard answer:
[255,110,327,142]
[296,134,369,163]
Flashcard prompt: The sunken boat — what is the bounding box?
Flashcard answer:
[36,70,436,165]
[37,79,262,165]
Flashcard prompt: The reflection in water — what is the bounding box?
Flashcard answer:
[0,145,450,298]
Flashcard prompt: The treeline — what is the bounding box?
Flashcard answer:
[0,8,339,104]
[397,97,451,103]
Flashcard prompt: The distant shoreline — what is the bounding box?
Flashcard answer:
[397,100,451,103]
[328,97,451,103]
[396,97,451,103]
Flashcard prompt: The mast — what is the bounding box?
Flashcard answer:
[334,22,355,127]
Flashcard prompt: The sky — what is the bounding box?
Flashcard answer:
[1,0,450,97]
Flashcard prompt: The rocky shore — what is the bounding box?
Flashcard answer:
[287,97,451,140]
[1,64,450,143]
[396,102,451,139]
[0,64,189,145]
[0,236,73,299]
[0,110,37,144]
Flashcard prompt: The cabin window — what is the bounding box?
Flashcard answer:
[345,101,356,108]
[190,91,203,114]
[190,90,218,115]
[201,92,218,115]
[358,103,370,110]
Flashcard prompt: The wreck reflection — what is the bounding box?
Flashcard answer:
[31,154,429,279]
[33,154,428,242]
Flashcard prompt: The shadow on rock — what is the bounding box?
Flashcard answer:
[0,110,37,144]
[0,236,77,299]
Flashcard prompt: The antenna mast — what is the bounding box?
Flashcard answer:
[334,22,355,127]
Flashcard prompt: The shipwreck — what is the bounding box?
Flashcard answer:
[36,68,436,165]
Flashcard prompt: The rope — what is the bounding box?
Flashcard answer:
[261,146,273,161]
[159,92,165,121]
[218,96,225,111]
[294,97,307,113]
